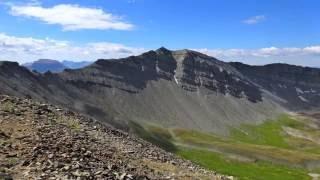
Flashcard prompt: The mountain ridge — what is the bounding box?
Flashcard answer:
[0,48,319,135]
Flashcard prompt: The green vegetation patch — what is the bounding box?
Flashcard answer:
[130,115,320,179]
[230,115,306,148]
[177,148,311,180]
[173,127,320,166]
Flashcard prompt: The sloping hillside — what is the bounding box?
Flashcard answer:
[0,95,227,179]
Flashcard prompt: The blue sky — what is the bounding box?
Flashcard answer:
[0,0,319,66]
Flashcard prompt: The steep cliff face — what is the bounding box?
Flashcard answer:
[0,48,285,134]
[230,62,320,110]
[171,49,262,102]
[60,48,262,102]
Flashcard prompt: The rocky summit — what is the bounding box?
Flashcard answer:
[0,95,229,180]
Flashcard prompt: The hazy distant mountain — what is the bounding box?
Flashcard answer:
[23,59,92,73]
[62,60,92,69]
[23,59,66,73]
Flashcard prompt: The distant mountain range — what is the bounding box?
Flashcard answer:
[2,47,320,135]
[23,59,92,73]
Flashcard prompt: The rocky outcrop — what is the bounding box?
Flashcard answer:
[230,62,320,110]
[0,95,228,179]
[61,48,262,102]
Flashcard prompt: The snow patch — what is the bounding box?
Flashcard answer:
[155,62,160,73]
[199,77,203,86]
[234,77,240,82]
[278,84,287,88]
[295,87,304,94]
[298,96,308,102]
[174,75,179,84]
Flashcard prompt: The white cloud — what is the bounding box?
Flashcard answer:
[0,33,144,63]
[196,46,320,66]
[9,4,134,31]
[1,33,320,67]
[197,46,320,58]
[304,46,320,54]
[242,15,266,25]
[88,42,137,54]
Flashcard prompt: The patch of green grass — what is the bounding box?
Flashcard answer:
[174,128,227,143]
[171,117,320,169]
[230,115,306,148]
[280,115,306,129]
[177,148,311,180]
[131,115,320,179]
[174,129,320,167]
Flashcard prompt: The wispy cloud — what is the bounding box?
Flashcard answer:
[9,4,134,31]
[197,46,320,58]
[0,33,144,63]
[242,15,266,25]
[196,46,320,66]
[1,33,320,67]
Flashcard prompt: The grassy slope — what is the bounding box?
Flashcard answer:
[230,115,305,148]
[177,148,309,180]
[133,115,320,179]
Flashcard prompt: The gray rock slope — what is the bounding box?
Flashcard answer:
[230,62,320,111]
[0,95,226,179]
[0,48,292,134]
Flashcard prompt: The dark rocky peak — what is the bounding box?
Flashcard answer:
[0,61,20,68]
[0,61,31,75]
[0,61,34,78]
[88,49,260,101]
[62,49,177,94]
[155,47,172,55]
[61,49,262,102]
